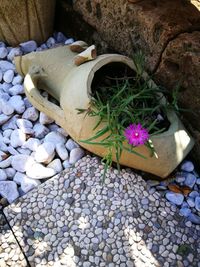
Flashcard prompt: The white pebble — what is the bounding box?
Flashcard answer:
[2,82,12,92]
[11,154,35,172]
[0,47,8,58]
[56,143,69,160]
[17,147,31,155]
[0,169,7,181]
[34,142,55,163]
[13,172,41,193]
[17,118,32,128]
[44,131,66,145]
[69,148,85,164]
[3,69,14,83]
[47,159,63,173]
[39,112,54,124]
[20,40,37,53]
[4,168,16,178]
[0,181,19,203]
[9,95,25,114]
[26,163,56,179]
[12,74,23,85]
[22,138,41,151]
[22,107,39,121]
[9,84,24,95]
[0,156,12,168]
[10,129,26,147]
[66,138,79,151]
[0,114,11,125]
[0,60,15,71]
[33,123,49,138]
[0,99,14,115]
[7,47,22,61]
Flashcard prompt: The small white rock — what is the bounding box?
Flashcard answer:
[0,47,8,58]
[4,167,16,178]
[69,148,85,164]
[0,169,7,181]
[7,47,22,61]
[39,112,54,125]
[34,142,55,163]
[0,99,11,116]
[13,172,41,193]
[12,74,23,85]
[56,143,69,160]
[23,97,32,108]
[10,129,26,147]
[17,147,31,155]
[0,114,11,125]
[66,138,79,151]
[20,40,37,53]
[0,99,14,115]
[26,163,56,179]
[0,60,15,71]
[2,82,12,92]
[22,107,39,121]
[47,159,63,173]
[17,118,33,128]
[9,84,24,95]
[0,181,19,203]
[0,156,12,168]
[9,95,25,114]
[22,138,41,151]
[11,154,35,172]
[62,160,71,169]
[7,146,19,155]
[2,114,19,130]
[33,123,49,138]
[44,131,66,145]
[3,70,14,83]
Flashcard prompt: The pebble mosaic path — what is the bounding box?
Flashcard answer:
[0,212,27,266]
[3,156,200,267]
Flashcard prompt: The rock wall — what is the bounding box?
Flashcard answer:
[56,0,200,163]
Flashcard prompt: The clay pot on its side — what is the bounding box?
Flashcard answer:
[15,45,194,178]
[0,0,55,46]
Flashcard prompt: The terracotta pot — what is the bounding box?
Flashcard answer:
[15,45,194,178]
[0,0,55,46]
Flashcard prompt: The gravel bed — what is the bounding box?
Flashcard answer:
[0,33,85,206]
[0,212,27,266]
[4,156,200,267]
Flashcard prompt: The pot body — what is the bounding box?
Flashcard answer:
[15,46,194,178]
[0,0,55,46]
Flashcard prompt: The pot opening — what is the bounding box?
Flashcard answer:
[91,62,135,95]
[90,62,170,133]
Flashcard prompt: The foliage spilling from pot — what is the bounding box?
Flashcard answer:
[77,52,193,180]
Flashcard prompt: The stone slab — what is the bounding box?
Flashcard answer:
[4,156,200,266]
[0,212,27,267]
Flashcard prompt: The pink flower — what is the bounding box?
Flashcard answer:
[124,123,149,146]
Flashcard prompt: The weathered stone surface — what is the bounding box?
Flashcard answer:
[72,0,200,72]
[155,31,200,130]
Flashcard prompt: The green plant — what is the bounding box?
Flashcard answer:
[77,52,179,181]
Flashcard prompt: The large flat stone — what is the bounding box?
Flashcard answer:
[4,156,200,266]
[0,212,27,267]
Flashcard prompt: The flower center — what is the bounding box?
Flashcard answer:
[134,132,139,137]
